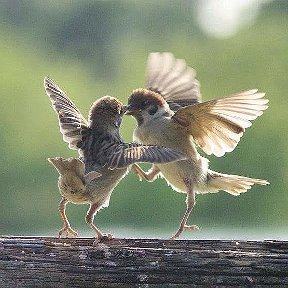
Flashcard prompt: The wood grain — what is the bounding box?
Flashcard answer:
[0,236,287,287]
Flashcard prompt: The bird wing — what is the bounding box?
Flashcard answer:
[172,89,268,157]
[145,52,201,111]
[84,171,102,184]
[106,142,186,169]
[44,77,89,150]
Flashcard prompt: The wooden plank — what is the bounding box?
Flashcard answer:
[0,236,287,287]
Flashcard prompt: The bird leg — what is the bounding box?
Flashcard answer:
[170,178,199,240]
[131,164,160,182]
[86,202,113,240]
[58,198,79,238]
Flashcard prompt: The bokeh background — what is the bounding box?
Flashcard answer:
[0,0,287,240]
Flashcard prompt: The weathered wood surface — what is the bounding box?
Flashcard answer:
[0,236,287,287]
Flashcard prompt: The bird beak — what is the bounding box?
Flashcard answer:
[115,117,122,128]
[121,105,127,115]
[124,104,140,115]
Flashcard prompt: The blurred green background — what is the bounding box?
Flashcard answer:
[0,0,287,240]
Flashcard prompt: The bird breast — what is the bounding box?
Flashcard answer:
[85,167,129,204]
[58,167,128,205]
[157,157,209,193]
[133,117,195,157]
[133,118,209,193]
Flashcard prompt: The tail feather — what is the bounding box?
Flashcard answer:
[48,157,101,185]
[48,157,85,177]
[207,170,269,196]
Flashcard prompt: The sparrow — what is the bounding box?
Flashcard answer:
[47,157,101,237]
[44,77,186,239]
[125,52,269,239]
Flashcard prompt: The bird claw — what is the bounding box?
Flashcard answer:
[58,226,79,238]
[170,224,200,239]
[131,165,143,182]
[94,233,113,243]
[184,224,200,231]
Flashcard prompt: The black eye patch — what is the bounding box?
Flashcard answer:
[141,100,149,108]
[148,105,158,115]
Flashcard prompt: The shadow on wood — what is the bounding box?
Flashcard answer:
[0,236,287,287]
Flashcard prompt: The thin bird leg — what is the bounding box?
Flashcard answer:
[86,202,113,240]
[58,198,79,238]
[170,178,199,240]
[131,164,160,182]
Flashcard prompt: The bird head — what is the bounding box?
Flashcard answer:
[88,96,125,130]
[125,88,171,125]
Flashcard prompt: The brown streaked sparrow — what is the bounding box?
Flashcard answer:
[44,77,186,239]
[125,52,269,239]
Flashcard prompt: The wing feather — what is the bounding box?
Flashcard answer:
[172,89,268,157]
[44,77,88,150]
[145,52,201,111]
[107,143,186,169]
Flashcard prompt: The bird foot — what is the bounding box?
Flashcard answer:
[170,224,200,240]
[131,165,143,181]
[58,226,79,238]
[184,224,200,231]
[94,233,113,243]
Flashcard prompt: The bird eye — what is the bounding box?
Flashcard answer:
[148,105,158,115]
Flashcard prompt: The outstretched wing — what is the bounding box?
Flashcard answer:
[172,89,268,157]
[106,142,186,169]
[145,52,201,111]
[44,77,89,150]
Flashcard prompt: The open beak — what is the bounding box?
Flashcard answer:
[124,104,141,115]
[121,105,127,115]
